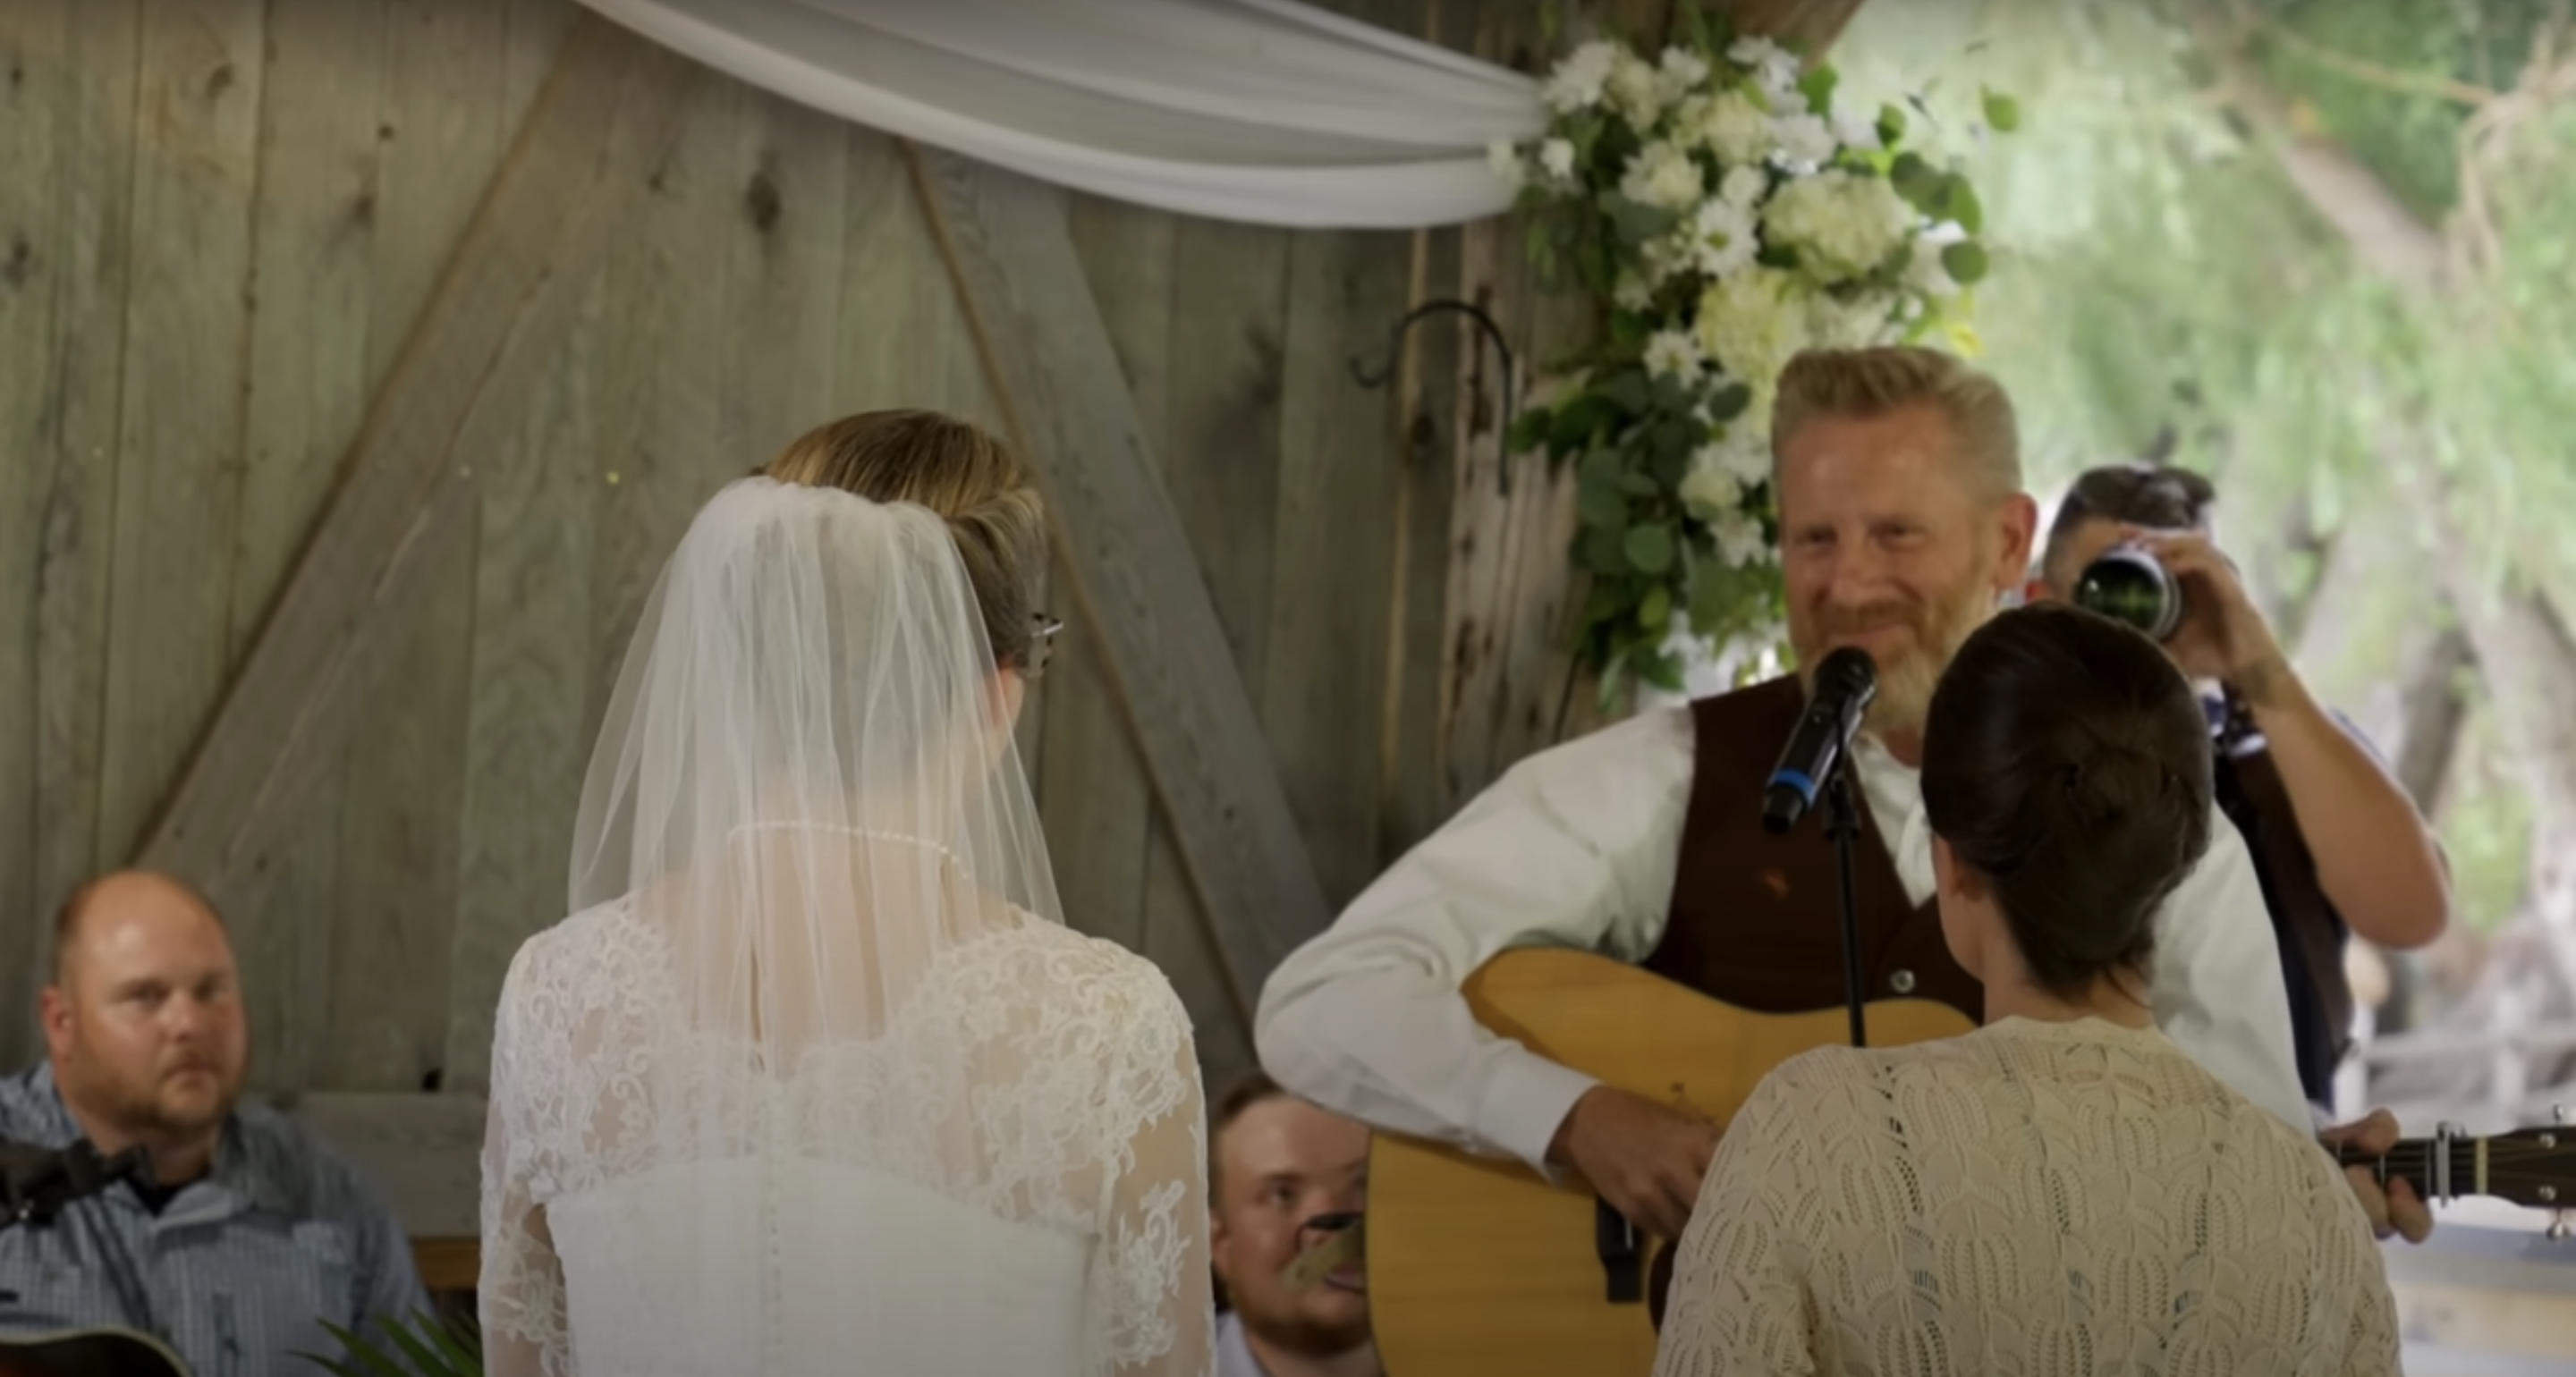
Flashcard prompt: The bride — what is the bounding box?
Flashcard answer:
[475,410,1215,1375]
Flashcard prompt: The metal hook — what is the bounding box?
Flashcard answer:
[1350,298,1522,496]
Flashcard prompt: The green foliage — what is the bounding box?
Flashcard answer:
[1833,0,2576,935]
[297,1310,484,1377]
[1496,23,2012,706]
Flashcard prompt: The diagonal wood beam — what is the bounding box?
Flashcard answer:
[135,15,701,890]
[905,145,1332,1008]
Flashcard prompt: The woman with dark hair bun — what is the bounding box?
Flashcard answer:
[1651,603,2401,1377]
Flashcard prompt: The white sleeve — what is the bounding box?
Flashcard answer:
[2148,820,2314,1132]
[1252,707,1694,1174]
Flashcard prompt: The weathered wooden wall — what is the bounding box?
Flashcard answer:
[0,0,1445,1104]
[0,0,1858,1129]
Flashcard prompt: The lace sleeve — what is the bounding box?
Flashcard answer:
[478,942,572,1377]
[1650,1063,1823,1377]
[1097,973,1216,1377]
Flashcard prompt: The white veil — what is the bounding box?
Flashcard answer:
[567,474,1063,1043]
[483,477,1213,1377]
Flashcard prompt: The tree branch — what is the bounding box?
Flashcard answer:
[2180,3,2451,293]
[2249,11,2498,107]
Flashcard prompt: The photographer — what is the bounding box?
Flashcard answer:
[2032,462,2453,1116]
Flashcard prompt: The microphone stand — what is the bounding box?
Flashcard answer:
[1821,765,1868,1049]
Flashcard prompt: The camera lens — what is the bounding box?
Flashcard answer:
[2074,545,2183,641]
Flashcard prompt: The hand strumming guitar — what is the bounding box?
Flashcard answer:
[1546,1085,1721,1238]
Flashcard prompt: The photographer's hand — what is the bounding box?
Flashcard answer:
[2115,526,2450,950]
[2116,526,2291,705]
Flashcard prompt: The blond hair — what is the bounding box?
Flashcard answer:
[763,410,1048,672]
[1770,345,2021,498]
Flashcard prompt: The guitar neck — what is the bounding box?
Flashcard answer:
[2334,1124,2572,1212]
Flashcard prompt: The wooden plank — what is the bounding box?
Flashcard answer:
[96,0,267,871]
[321,0,526,1094]
[440,0,582,1096]
[1378,0,1469,870]
[584,77,738,752]
[131,16,705,908]
[1041,195,1174,958]
[0,3,133,1069]
[834,128,960,417]
[1267,227,1411,907]
[905,145,1332,1005]
[1133,213,1292,1057]
[0,4,59,1060]
[273,1089,485,1239]
[718,88,848,472]
[24,1,142,1057]
[220,0,387,1092]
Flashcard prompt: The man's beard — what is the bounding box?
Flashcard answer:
[1801,579,1995,740]
[1237,1299,1373,1359]
[67,1054,238,1142]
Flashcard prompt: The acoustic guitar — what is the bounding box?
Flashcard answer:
[1361,948,1978,1377]
[0,1328,189,1377]
[1358,947,2576,1377]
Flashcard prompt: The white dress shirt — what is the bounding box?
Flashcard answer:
[1252,704,2313,1174]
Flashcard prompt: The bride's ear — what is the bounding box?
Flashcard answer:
[988,664,1028,732]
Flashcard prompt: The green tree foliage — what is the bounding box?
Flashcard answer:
[1833,1,2576,933]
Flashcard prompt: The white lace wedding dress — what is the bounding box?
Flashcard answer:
[479,891,1211,1377]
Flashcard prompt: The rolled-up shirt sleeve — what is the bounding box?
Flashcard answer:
[1253,707,1695,1173]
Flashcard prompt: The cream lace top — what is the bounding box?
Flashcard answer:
[1651,1017,2400,1376]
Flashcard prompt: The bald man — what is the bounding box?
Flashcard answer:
[0,871,428,1374]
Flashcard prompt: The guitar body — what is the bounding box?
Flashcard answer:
[0,1328,189,1377]
[1365,948,1977,1377]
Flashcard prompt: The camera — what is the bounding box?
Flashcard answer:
[2073,544,2185,641]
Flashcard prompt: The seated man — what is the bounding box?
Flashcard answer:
[0,870,428,1375]
[1211,1073,1377,1377]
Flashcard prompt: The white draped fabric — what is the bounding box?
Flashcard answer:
[573,0,1544,227]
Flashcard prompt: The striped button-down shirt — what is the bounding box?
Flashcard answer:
[0,1062,428,1377]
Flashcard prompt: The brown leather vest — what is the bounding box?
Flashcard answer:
[1647,676,1983,1026]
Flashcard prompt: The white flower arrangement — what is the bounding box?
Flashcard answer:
[1494,18,2013,705]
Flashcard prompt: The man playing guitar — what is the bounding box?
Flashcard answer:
[1253,345,2429,1247]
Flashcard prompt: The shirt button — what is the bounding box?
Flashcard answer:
[1889,968,1917,994]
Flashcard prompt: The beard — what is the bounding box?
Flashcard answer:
[64,1050,241,1143]
[1798,578,1996,740]
[1235,1296,1373,1359]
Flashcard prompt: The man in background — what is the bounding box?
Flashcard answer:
[1210,1072,1379,1377]
[2035,461,2452,1115]
[0,870,428,1375]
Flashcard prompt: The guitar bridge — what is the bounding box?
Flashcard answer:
[1595,1198,1642,1304]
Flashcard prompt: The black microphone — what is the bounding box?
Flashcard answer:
[1761,646,1877,834]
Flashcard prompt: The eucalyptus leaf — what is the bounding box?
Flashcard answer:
[1877,101,1908,147]
[1981,84,2021,133]
[1942,175,1985,235]
[1941,241,1990,284]
[1624,523,1677,575]
[1599,368,1651,415]
[1579,477,1631,528]
[1639,583,1674,631]
[1506,407,1554,457]
[1799,65,1840,115]
[1583,524,1631,575]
